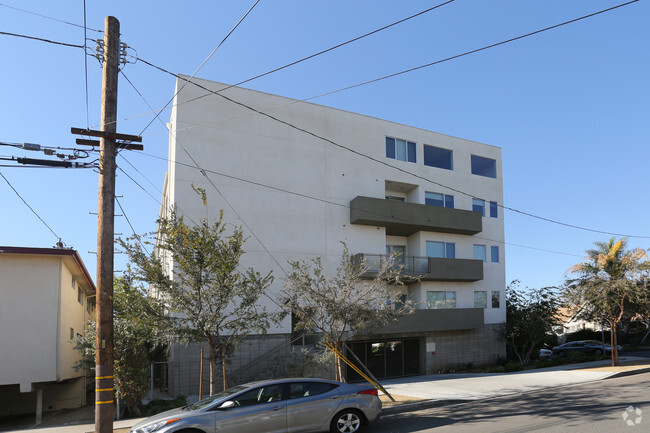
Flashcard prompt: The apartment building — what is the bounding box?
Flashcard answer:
[0,246,95,421]
[162,76,505,389]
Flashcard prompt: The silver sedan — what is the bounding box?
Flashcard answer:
[130,378,382,433]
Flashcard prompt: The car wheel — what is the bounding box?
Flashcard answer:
[558,351,567,357]
[330,409,363,433]
[594,349,603,356]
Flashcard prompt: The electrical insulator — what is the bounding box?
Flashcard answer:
[43,149,56,156]
[22,143,41,151]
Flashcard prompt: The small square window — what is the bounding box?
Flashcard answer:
[423,145,453,170]
[472,199,485,217]
[490,201,498,218]
[471,155,497,178]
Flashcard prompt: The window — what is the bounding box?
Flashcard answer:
[289,382,338,399]
[72,277,76,290]
[425,192,454,208]
[232,384,285,407]
[385,195,405,202]
[386,137,416,163]
[490,201,498,218]
[491,246,499,263]
[473,244,487,262]
[423,144,453,170]
[78,287,83,305]
[70,327,74,340]
[426,241,455,259]
[427,291,456,309]
[472,199,485,216]
[471,155,497,178]
[87,298,93,313]
[474,291,487,309]
[491,291,500,308]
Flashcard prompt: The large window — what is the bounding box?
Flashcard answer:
[474,291,487,309]
[471,155,497,178]
[423,144,453,170]
[473,244,487,262]
[425,192,454,208]
[386,137,416,163]
[426,241,455,259]
[491,246,499,263]
[427,291,456,309]
[472,198,485,216]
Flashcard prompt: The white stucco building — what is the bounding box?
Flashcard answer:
[162,76,506,391]
[0,246,95,421]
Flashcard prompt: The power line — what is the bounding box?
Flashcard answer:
[138,0,263,136]
[115,196,149,254]
[0,170,60,241]
[218,0,455,93]
[127,0,640,135]
[131,149,592,259]
[0,30,84,48]
[0,3,102,32]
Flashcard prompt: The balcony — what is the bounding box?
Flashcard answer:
[350,196,482,236]
[354,253,483,283]
[359,308,485,336]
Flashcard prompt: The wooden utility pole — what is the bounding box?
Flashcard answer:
[95,15,120,433]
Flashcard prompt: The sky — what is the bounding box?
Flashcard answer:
[1,0,648,291]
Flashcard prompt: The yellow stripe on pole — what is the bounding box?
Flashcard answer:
[95,376,114,380]
[96,400,114,405]
[96,388,114,392]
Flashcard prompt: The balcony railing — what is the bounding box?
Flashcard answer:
[355,253,483,283]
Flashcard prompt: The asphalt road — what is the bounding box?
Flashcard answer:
[374,372,650,433]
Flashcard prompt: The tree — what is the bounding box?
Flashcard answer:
[564,238,649,366]
[120,196,282,394]
[283,245,413,382]
[75,276,160,416]
[499,281,560,365]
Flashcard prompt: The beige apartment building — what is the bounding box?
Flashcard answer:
[0,246,95,421]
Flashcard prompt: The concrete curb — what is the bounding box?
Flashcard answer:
[605,366,650,380]
[381,399,467,415]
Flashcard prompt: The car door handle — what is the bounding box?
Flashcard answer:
[270,406,283,411]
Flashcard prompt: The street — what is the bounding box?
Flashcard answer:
[375,372,650,433]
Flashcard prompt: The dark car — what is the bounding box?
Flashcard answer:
[552,340,622,357]
[129,378,381,433]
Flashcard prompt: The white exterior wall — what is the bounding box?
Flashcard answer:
[0,250,93,414]
[166,77,506,334]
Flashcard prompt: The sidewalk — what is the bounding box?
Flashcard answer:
[2,357,649,432]
[380,356,650,414]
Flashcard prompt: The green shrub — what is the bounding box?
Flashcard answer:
[144,395,187,416]
[503,362,524,372]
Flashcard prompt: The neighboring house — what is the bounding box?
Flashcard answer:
[0,246,95,421]
[554,306,604,341]
[161,76,506,393]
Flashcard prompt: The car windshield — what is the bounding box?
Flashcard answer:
[187,385,249,410]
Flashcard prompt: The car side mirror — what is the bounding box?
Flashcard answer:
[219,401,236,410]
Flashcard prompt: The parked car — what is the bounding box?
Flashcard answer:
[539,348,553,358]
[552,340,623,357]
[129,378,381,433]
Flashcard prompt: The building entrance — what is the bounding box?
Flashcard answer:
[346,338,421,381]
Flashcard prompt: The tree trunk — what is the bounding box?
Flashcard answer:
[611,322,620,366]
[221,343,228,390]
[207,337,218,395]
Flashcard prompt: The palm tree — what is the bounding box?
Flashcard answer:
[566,238,648,366]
